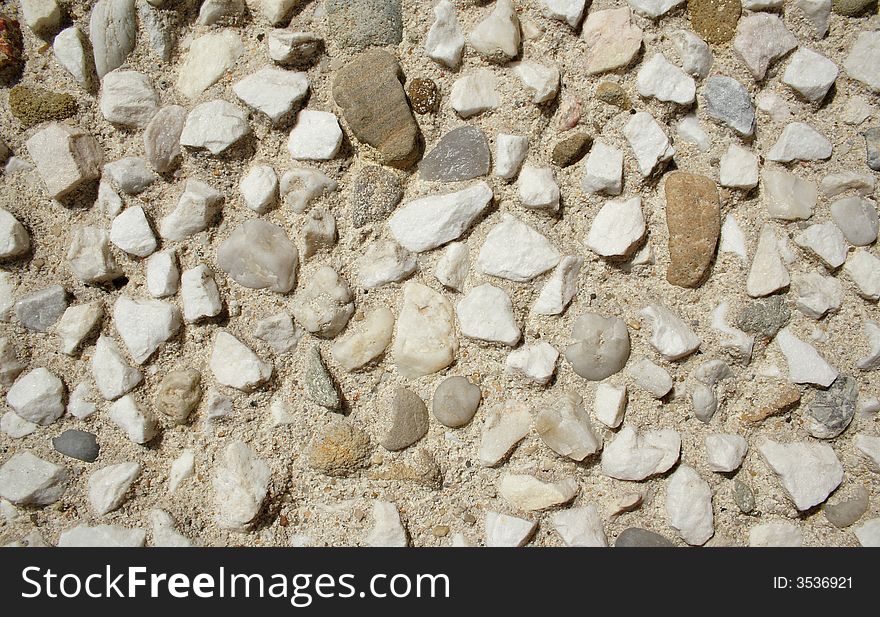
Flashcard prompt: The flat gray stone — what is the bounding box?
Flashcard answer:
[326,0,402,49]
[824,486,869,528]
[703,76,756,137]
[805,374,857,439]
[381,387,428,451]
[736,296,790,338]
[306,345,341,411]
[52,429,99,462]
[15,285,67,332]
[432,376,481,428]
[349,166,403,228]
[616,527,674,547]
[419,125,490,182]
[865,127,880,171]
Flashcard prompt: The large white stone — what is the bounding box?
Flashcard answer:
[535,391,600,460]
[720,144,759,190]
[332,307,394,371]
[26,123,102,200]
[585,197,645,258]
[217,220,298,293]
[108,395,157,444]
[479,401,532,466]
[733,12,798,80]
[53,27,91,87]
[505,341,558,385]
[582,7,643,75]
[759,440,843,511]
[705,434,748,472]
[746,225,790,298]
[434,242,470,291]
[365,501,408,547]
[181,265,222,322]
[594,383,627,428]
[767,123,832,163]
[795,0,831,37]
[113,296,180,364]
[280,167,337,213]
[287,110,343,160]
[830,197,878,246]
[531,255,582,316]
[783,48,838,103]
[425,0,465,68]
[213,441,271,531]
[551,505,607,547]
[100,70,159,128]
[110,206,157,257]
[356,239,417,289]
[146,250,179,298]
[0,451,66,506]
[210,331,272,391]
[844,249,880,301]
[581,141,623,195]
[513,62,560,104]
[485,511,536,547]
[762,169,816,221]
[624,111,675,177]
[776,327,837,388]
[180,100,251,155]
[601,426,680,481]
[666,465,713,545]
[233,68,309,124]
[89,0,137,79]
[494,133,528,180]
[177,30,243,99]
[159,180,223,241]
[457,284,520,346]
[627,357,673,398]
[88,462,140,515]
[240,165,278,213]
[103,158,157,195]
[794,223,847,269]
[291,266,354,337]
[498,474,578,511]
[389,182,493,252]
[393,282,457,378]
[639,303,700,361]
[477,214,560,282]
[637,53,695,105]
[672,29,712,78]
[0,210,29,259]
[468,0,520,62]
[451,69,499,118]
[793,271,842,319]
[845,31,880,92]
[91,335,143,400]
[6,367,65,425]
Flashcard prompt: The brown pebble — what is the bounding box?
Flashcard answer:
[552,132,592,168]
[407,78,440,114]
[279,514,289,527]
[463,513,476,524]
[664,171,721,288]
[688,0,741,45]
[741,385,801,422]
[432,525,450,537]
[595,81,630,110]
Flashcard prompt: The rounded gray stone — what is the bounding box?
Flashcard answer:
[432,376,481,428]
[564,313,630,381]
[733,479,756,514]
[381,387,429,451]
[824,486,869,528]
[615,527,674,547]
[52,429,99,462]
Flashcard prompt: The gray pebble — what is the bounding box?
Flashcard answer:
[306,345,342,411]
[703,76,756,137]
[432,376,481,428]
[52,429,99,462]
[349,165,403,228]
[615,527,674,547]
[733,479,756,514]
[736,296,790,338]
[805,374,857,439]
[381,387,428,451]
[864,127,880,171]
[15,285,68,332]
[824,485,869,528]
[326,0,402,50]
[419,125,490,182]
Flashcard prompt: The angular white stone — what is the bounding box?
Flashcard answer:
[676,115,710,152]
[287,110,342,160]
[505,341,558,385]
[747,225,789,298]
[767,123,832,163]
[213,441,271,531]
[183,265,222,322]
[109,207,157,257]
[485,511,536,547]
[145,250,179,298]
[705,434,748,472]
[91,335,143,400]
[89,0,137,79]
[177,30,243,99]
[783,48,838,103]
[720,144,759,190]
[540,0,586,28]
[0,451,66,506]
[759,440,843,511]
[639,303,700,361]
[672,29,712,78]
[168,450,195,494]
[513,62,560,104]
[67,383,96,419]
[332,307,394,371]
[498,474,578,511]
[240,165,278,213]
[794,223,847,269]
[434,242,469,291]
[756,90,792,123]
[794,271,842,319]
[494,133,529,180]
[210,331,272,391]
[602,426,680,481]
[254,313,301,355]
[845,31,880,92]
[233,68,309,124]
[1,411,36,439]
[0,210,29,259]
[392,282,457,378]
[594,383,627,428]
[842,95,875,125]
[637,53,695,105]
[100,70,159,128]
[26,123,102,200]
[6,368,65,425]
[108,395,157,444]
[366,501,408,547]
[531,255,582,316]
[88,462,140,515]
[477,214,559,282]
[585,197,645,258]
[456,284,520,346]
[113,296,180,364]
[795,0,831,37]
[857,320,880,371]
[479,401,531,466]
[451,69,499,118]
[749,522,803,547]
[53,27,91,87]
[666,465,713,545]
[150,509,195,547]
[830,197,878,246]
[267,30,321,65]
[820,171,875,198]
[180,100,251,155]
[104,157,157,195]
[844,250,880,300]
[627,357,673,398]
[58,524,145,547]
[581,140,623,195]
[389,182,493,252]
[159,180,223,241]
[535,391,600,460]
[776,326,837,387]
[196,0,243,26]
[733,13,798,80]
[218,219,298,293]
[627,0,684,18]
[291,266,353,337]
[517,165,559,212]
[425,0,465,68]
[581,7,643,75]
[354,240,415,290]
[624,112,674,177]
[96,181,123,219]
[468,0,520,62]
